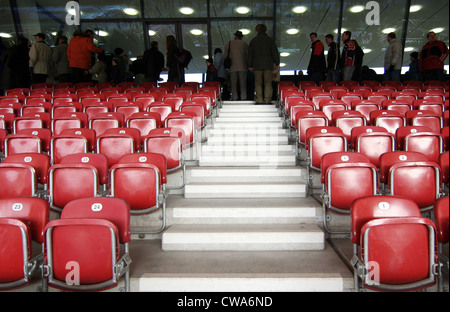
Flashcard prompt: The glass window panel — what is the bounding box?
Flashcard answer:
[144,0,207,19]
[407,0,449,70]
[82,21,145,63]
[276,0,341,73]
[181,23,208,78]
[210,0,273,18]
[15,0,77,46]
[79,0,141,19]
[0,0,15,47]
[211,20,274,50]
[342,0,407,72]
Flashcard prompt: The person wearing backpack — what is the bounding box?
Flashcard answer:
[165,35,185,86]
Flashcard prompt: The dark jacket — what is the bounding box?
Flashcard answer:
[308,40,326,74]
[142,47,164,81]
[247,32,280,70]
[327,41,339,71]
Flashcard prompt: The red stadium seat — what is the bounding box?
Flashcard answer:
[351,195,438,291]
[50,134,89,165]
[322,158,378,233]
[0,163,37,198]
[42,197,131,292]
[48,163,100,212]
[0,197,49,290]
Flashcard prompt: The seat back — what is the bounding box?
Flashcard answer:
[16,128,52,152]
[439,151,449,184]
[371,110,406,134]
[43,218,120,291]
[48,163,99,212]
[389,161,440,211]
[296,111,329,144]
[103,128,141,151]
[434,196,449,244]
[59,153,109,186]
[395,126,432,150]
[118,152,167,185]
[355,132,396,167]
[110,163,161,214]
[61,197,131,244]
[60,128,97,152]
[4,134,41,157]
[360,217,437,291]
[406,110,443,133]
[306,126,347,171]
[0,196,50,243]
[126,112,161,140]
[404,132,443,163]
[321,151,371,184]
[147,102,173,123]
[351,195,422,244]
[97,133,135,167]
[144,133,183,171]
[3,153,50,185]
[379,151,429,185]
[0,163,37,198]
[88,112,124,136]
[50,134,88,165]
[165,112,196,145]
[324,162,378,214]
[332,110,366,142]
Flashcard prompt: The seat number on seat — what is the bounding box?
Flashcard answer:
[81,157,90,163]
[12,203,23,211]
[378,202,390,210]
[91,203,103,212]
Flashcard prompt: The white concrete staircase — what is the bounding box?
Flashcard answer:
[132,101,353,292]
[165,102,320,251]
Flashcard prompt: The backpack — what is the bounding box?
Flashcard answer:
[175,48,193,68]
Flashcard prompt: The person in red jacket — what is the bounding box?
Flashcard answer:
[67,30,103,84]
[419,31,449,82]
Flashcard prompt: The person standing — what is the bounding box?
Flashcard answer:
[52,36,71,83]
[247,24,280,104]
[307,32,326,84]
[7,36,30,89]
[142,41,165,83]
[419,31,449,82]
[165,35,184,86]
[224,31,248,101]
[340,31,364,82]
[325,34,339,83]
[67,30,103,84]
[29,33,52,84]
[384,32,403,82]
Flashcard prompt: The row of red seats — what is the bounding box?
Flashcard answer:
[0,195,132,292]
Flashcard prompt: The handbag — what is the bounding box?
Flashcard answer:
[223,41,232,69]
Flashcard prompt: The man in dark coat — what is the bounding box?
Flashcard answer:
[142,41,165,83]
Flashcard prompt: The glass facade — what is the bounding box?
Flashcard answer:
[1,0,448,78]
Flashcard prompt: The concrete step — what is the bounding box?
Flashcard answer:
[161,223,324,251]
[208,127,289,136]
[130,239,354,292]
[200,144,295,156]
[219,112,280,118]
[167,196,320,225]
[184,181,307,199]
[215,116,282,123]
[198,154,297,167]
[205,135,289,145]
[187,167,305,183]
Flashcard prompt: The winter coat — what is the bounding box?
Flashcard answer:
[29,41,53,75]
[247,32,280,71]
[67,35,103,70]
[224,39,248,73]
[52,42,71,76]
[384,38,403,71]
